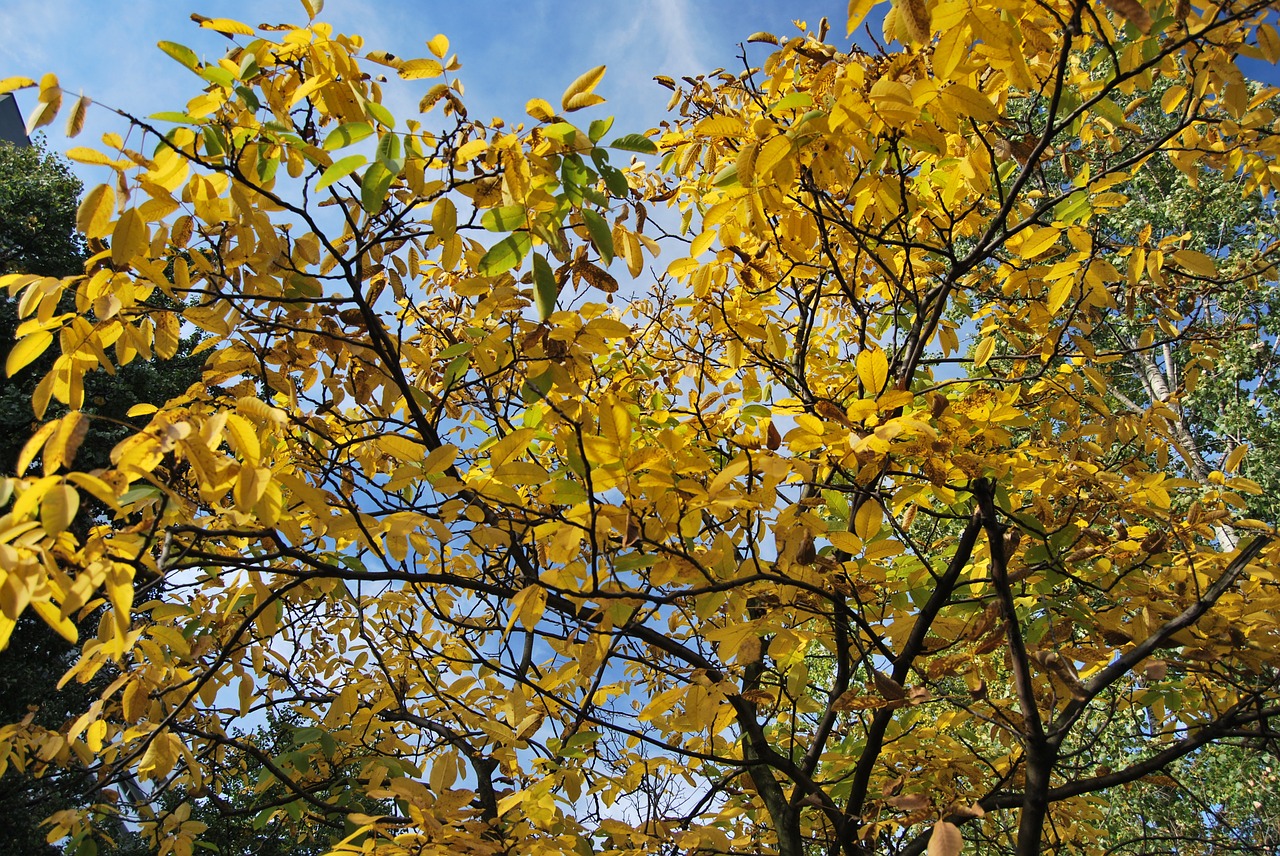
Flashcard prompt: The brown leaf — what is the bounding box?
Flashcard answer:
[887,793,930,811]
[766,421,782,450]
[576,261,619,294]
[873,669,906,701]
[815,398,856,428]
[928,821,963,856]
[1100,0,1153,33]
[950,803,985,820]
[833,690,889,711]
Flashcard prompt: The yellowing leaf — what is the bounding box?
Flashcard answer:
[427,34,449,59]
[561,65,607,113]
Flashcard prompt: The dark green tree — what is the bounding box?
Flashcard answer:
[0,140,202,855]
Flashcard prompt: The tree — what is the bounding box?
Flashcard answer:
[1,2,1279,856]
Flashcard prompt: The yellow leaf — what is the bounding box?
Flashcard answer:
[561,65,607,113]
[856,348,889,394]
[77,184,116,239]
[398,59,443,80]
[455,138,488,165]
[66,147,121,168]
[1223,444,1248,474]
[828,530,863,554]
[225,413,261,465]
[44,411,88,475]
[0,76,36,95]
[563,92,606,112]
[86,720,106,753]
[154,311,180,359]
[380,435,427,462]
[932,25,968,79]
[26,73,60,133]
[1046,277,1074,313]
[41,483,79,535]
[65,472,121,511]
[1016,226,1061,259]
[198,17,255,36]
[517,585,547,630]
[234,465,271,512]
[1171,249,1217,278]
[16,419,58,475]
[972,337,996,370]
[6,330,53,377]
[423,444,458,474]
[694,116,745,138]
[111,208,148,268]
[942,83,998,123]
[432,197,457,240]
[847,0,878,34]
[29,600,76,643]
[427,34,449,59]
[65,93,90,138]
[526,98,556,122]
[853,501,883,540]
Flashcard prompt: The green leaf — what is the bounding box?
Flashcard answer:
[608,133,658,154]
[376,131,404,173]
[589,116,615,143]
[477,232,532,276]
[602,165,629,197]
[533,253,558,320]
[316,155,366,191]
[581,209,614,265]
[158,41,199,70]
[360,161,395,213]
[148,112,195,124]
[366,100,396,129]
[323,122,374,151]
[481,204,528,232]
[768,92,814,113]
[236,86,260,112]
[544,123,579,146]
[201,126,226,156]
[200,66,235,89]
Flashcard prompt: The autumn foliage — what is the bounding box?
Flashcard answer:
[2,0,1280,854]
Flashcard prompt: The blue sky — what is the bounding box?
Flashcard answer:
[1,0,848,168]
